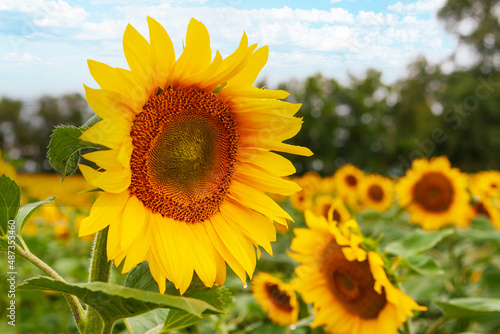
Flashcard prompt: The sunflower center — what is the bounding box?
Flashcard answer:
[264,283,293,312]
[412,172,453,213]
[475,202,490,218]
[129,88,238,223]
[323,241,386,319]
[368,184,384,202]
[332,209,341,222]
[345,175,358,187]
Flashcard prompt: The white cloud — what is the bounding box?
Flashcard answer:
[387,0,446,13]
[4,52,43,64]
[0,0,87,27]
[330,0,342,3]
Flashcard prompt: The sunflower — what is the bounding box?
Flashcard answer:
[471,199,500,229]
[78,17,312,294]
[251,272,299,326]
[334,164,364,209]
[313,195,351,223]
[358,174,394,212]
[469,171,500,199]
[289,211,426,334]
[395,157,471,230]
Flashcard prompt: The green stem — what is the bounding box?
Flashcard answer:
[83,227,112,334]
[425,317,449,334]
[11,242,86,332]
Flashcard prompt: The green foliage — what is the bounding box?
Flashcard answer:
[435,297,500,318]
[18,277,221,326]
[47,122,106,179]
[385,229,454,257]
[0,175,21,234]
[15,196,55,235]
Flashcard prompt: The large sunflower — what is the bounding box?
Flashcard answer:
[289,211,425,334]
[251,272,299,326]
[78,17,312,294]
[395,157,471,230]
[358,174,394,212]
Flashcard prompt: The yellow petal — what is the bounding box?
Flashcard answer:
[188,223,217,288]
[220,85,289,99]
[239,149,296,176]
[87,60,147,108]
[147,16,175,89]
[205,217,247,284]
[170,18,211,86]
[123,24,152,82]
[82,149,121,171]
[121,216,152,273]
[230,45,269,86]
[220,199,275,255]
[236,112,303,142]
[84,85,134,122]
[79,191,128,236]
[80,117,131,149]
[120,195,146,250]
[107,212,124,260]
[234,163,301,196]
[153,214,193,294]
[209,213,255,276]
[79,164,131,193]
[228,179,292,222]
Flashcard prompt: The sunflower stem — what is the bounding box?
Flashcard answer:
[84,227,113,334]
[7,240,87,332]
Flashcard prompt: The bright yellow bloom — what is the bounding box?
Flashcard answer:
[252,272,299,326]
[313,195,351,223]
[395,157,472,230]
[334,164,364,209]
[0,150,17,180]
[469,171,500,199]
[358,174,394,212]
[289,211,426,334]
[78,17,311,294]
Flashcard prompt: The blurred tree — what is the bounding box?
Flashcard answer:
[439,0,500,66]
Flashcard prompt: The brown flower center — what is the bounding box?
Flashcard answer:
[412,172,454,213]
[264,283,293,312]
[474,202,490,218]
[368,184,384,202]
[345,175,358,187]
[129,88,238,223]
[323,241,386,319]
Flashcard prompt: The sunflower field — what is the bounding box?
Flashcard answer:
[2,2,500,334]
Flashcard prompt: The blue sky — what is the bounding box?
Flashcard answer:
[0,0,465,99]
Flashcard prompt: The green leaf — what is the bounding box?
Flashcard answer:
[0,175,21,235]
[384,229,454,257]
[125,262,232,332]
[47,123,106,179]
[18,276,220,325]
[435,297,500,318]
[126,309,168,334]
[15,196,56,235]
[406,255,444,276]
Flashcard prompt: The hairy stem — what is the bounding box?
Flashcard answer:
[83,227,112,334]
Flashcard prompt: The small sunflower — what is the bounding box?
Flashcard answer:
[469,171,500,199]
[251,272,299,326]
[395,157,471,230]
[313,195,351,223]
[471,199,500,229]
[359,174,394,212]
[289,211,426,334]
[78,17,312,294]
[334,164,364,209]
